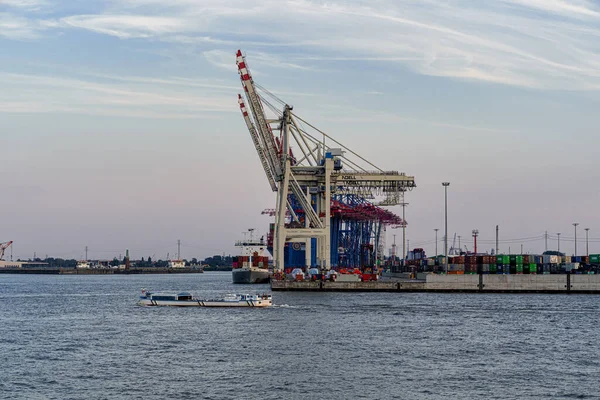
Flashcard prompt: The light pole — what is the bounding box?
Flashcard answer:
[573,223,579,256]
[401,201,409,261]
[585,228,590,256]
[442,182,450,272]
[434,228,439,256]
[557,233,561,253]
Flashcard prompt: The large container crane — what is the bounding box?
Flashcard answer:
[236,50,416,273]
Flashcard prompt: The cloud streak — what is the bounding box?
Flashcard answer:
[0,72,237,117]
[21,0,595,91]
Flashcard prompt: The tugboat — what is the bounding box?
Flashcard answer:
[138,289,272,307]
[232,229,270,284]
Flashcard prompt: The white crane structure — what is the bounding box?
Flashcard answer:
[236,50,416,273]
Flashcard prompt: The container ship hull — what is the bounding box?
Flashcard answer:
[232,268,270,284]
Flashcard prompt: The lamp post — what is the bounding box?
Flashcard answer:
[442,182,450,273]
[557,233,561,253]
[585,228,590,256]
[392,234,397,267]
[434,228,439,256]
[573,223,579,256]
[401,202,409,261]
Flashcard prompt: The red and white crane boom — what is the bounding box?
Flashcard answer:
[0,241,13,261]
[236,50,283,181]
[238,95,277,192]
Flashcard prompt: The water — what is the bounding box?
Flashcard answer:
[1,272,599,399]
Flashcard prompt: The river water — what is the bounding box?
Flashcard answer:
[1,272,599,399]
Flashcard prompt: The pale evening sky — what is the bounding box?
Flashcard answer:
[1,0,599,261]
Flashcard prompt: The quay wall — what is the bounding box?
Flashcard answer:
[272,274,600,293]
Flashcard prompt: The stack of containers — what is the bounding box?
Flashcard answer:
[465,255,477,274]
[481,255,491,274]
[516,255,524,274]
[232,256,239,269]
[448,256,465,274]
[489,256,497,274]
[529,262,537,274]
[497,255,510,274]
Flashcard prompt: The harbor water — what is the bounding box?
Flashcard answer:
[1,272,599,399]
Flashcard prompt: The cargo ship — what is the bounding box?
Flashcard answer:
[232,229,270,284]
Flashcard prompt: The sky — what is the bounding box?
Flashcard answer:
[1,0,599,261]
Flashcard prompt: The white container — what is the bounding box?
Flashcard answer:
[543,255,560,264]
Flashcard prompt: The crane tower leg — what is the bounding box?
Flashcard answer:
[275,159,291,272]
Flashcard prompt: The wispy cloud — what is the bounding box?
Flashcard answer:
[3,1,599,90]
[0,72,237,117]
[59,15,186,39]
[0,12,48,39]
[28,0,596,91]
[0,0,48,11]
[501,0,600,19]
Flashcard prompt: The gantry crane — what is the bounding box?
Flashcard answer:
[236,50,416,272]
[0,241,13,261]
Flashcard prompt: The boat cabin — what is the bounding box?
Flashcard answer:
[144,292,193,301]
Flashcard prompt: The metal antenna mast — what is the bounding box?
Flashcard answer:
[472,230,479,255]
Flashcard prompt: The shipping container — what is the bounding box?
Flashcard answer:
[497,255,510,265]
[564,263,580,272]
[581,256,590,264]
[543,255,560,264]
[516,265,523,274]
[590,254,600,264]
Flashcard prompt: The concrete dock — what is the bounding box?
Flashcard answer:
[271,274,600,293]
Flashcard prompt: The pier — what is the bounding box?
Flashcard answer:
[271,273,600,294]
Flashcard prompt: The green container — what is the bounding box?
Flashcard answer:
[516,265,523,273]
[497,255,509,265]
[529,264,537,273]
[590,254,600,264]
[490,264,497,273]
[516,255,523,264]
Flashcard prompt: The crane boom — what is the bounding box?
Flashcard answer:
[236,50,283,180]
[0,241,13,261]
[238,94,278,191]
